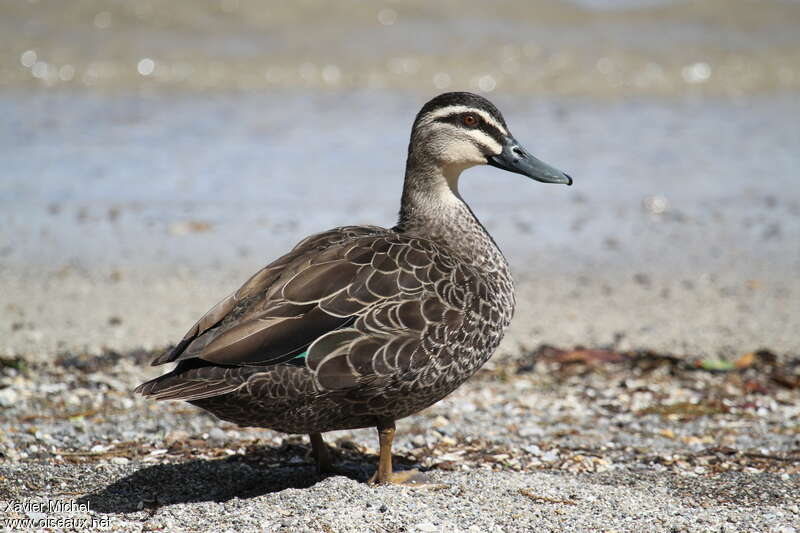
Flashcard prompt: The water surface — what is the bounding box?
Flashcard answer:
[1,0,798,280]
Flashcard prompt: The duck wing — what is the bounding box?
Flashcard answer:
[148,225,385,367]
[137,226,474,399]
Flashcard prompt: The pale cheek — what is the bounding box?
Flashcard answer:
[440,143,486,165]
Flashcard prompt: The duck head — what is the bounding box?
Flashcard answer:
[408,92,572,187]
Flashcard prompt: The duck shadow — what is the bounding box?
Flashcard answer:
[79,442,419,514]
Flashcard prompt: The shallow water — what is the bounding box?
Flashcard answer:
[1,90,798,280]
[1,1,798,281]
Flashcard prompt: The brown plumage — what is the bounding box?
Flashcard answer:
[136,92,572,485]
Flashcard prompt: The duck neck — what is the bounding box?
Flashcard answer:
[396,154,508,273]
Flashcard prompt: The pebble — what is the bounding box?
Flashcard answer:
[0,388,19,406]
[208,427,227,442]
[523,444,543,456]
[540,450,559,462]
[165,430,190,446]
[412,435,427,447]
[519,426,544,437]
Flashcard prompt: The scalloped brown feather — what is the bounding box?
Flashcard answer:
[137,228,488,400]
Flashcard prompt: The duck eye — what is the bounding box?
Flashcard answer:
[462,114,478,127]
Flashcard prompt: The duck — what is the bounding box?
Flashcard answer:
[135,92,572,485]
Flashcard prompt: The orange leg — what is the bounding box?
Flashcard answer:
[367,420,430,486]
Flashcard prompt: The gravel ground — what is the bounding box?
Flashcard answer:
[2,343,798,532]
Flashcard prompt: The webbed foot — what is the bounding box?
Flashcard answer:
[368,468,436,487]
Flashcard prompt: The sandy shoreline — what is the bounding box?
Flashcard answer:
[2,85,799,531]
[3,265,799,365]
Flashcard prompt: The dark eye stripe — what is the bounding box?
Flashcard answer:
[434,113,506,146]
